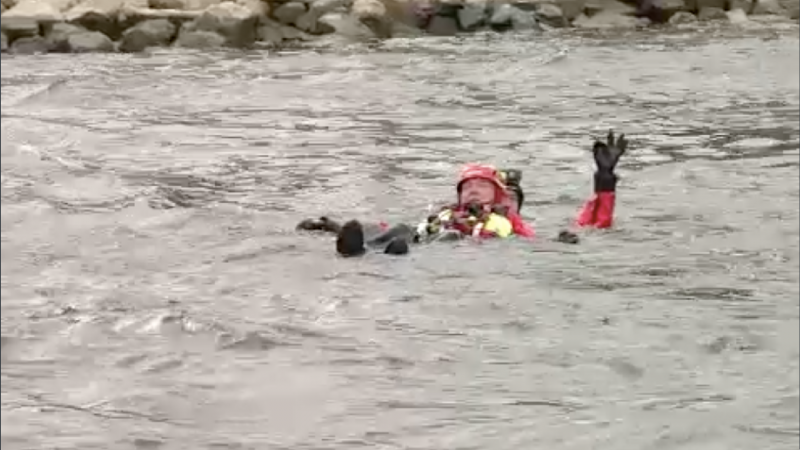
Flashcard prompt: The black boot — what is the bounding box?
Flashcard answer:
[336,220,367,257]
[383,237,410,255]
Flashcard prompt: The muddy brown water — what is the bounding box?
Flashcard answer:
[2,24,799,450]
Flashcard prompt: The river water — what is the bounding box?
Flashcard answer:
[2,22,799,450]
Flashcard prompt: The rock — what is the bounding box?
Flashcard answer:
[638,0,687,22]
[294,0,346,33]
[456,3,486,30]
[44,21,83,50]
[273,1,307,24]
[697,5,727,19]
[9,35,48,53]
[317,11,375,38]
[555,0,586,20]
[256,17,284,43]
[351,0,391,36]
[1,32,7,51]
[279,22,311,38]
[534,3,567,27]
[751,0,785,14]
[777,0,799,17]
[489,3,539,31]
[66,29,114,51]
[727,0,753,11]
[66,0,151,40]
[190,1,260,47]
[1,17,40,43]
[426,14,458,34]
[174,28,225,47]
[667,9,696,22]
[119,18,175,51]
[726,7,748,22]
[1,0,18,11]
[3,0,74,23]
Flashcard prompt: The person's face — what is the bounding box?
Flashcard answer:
[459,178,497,205]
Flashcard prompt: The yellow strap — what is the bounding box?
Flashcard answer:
[482,213,513,238]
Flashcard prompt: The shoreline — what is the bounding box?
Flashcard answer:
[1,0,798,54]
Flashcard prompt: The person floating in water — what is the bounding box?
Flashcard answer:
[296,130,629,257]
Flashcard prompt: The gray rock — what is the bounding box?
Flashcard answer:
[280,23,311,39]
[256,19,284,45]
[273,1,307,24]
[1,32,7,52]
[9,35,48,53]
[317,12,374,38]
[65,0,126,40]
[489,4,539,31]
[295,10,336,33]
[426,15,458,35]
[1,17,40,43]
[752,0,785,14]
[119,18,176,52]
[639,0,688,23]
[294,0,347,33]
[457,3,486,30]
[67,30,114,52]
[726,7,748,22]
[534,3,567,27]
[668,10,697,23]
[191,1,259,47]
[697,6,728,20]
[45,22,83,51]
[174,29,226,48]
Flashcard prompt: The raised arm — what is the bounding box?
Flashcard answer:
[574,130,629,229]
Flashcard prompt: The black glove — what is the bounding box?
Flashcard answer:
[296,216,342,233]
[592,130,629,192]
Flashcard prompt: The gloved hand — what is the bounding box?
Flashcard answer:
[592,130,629,192]
[296,216,342,233]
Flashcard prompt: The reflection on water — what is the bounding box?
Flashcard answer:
[2,25,799,450]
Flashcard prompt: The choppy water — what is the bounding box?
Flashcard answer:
[2,24,799,450]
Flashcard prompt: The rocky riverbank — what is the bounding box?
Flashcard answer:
[1,0,797,54]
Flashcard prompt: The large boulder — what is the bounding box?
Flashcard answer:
[534,3,568,27]
[43,21,83,50]
[8,35,49,52]
[489,3,540,31]
[1,17,40,43]
[66,29,114,50]
[174,27,226,47]
[185,0,262,47]
[456,2,486,30]
[777,0,799,18]
[316,11,375,38]
[667,9,696,22]
[65,0,149,39]
[351,0,391,36]
[272,1,306,24]
[426,14,458,34]
[294,0,347,34]
[119,17,176,51]
[637,0,687,23]
[751,0,785,14]
[2,0,74,23]
[726,7,748,22]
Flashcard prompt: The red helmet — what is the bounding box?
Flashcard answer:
[456,163,508,203]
